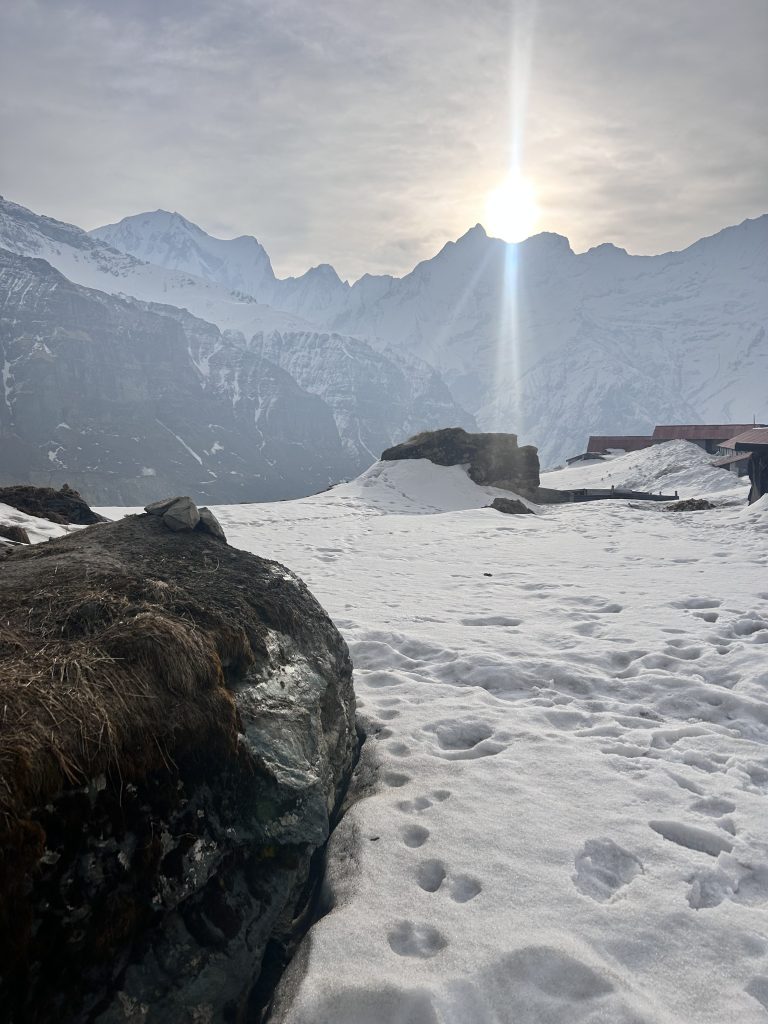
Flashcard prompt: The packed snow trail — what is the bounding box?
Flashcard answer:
[98,451,768,1023]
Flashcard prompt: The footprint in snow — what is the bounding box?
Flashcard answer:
[423,719,506,760]
[397,796,433,814]
[383,771,410,788]
[572,838,644,902]
[747,978,768,1013]
[415,859,482,902]
[402,824,430,848]
[387,920,447,958]
[386,741,411,757]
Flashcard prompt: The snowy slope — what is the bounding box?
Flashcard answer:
[93,208,768,466]
[0,502,80,546]
[542,439,749,500]
[0,197,308,336]
[96,460,768,1023]
[330,459,538,514]
[92,210,351,321]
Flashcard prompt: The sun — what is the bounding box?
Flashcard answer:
[484,174,539,242]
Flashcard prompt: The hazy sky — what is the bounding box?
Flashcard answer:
[1,0,766,280]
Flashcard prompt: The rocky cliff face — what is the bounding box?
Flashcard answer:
[0,248,350,503]
[251,331,476,471]
[381,427,540,498]
[0,512,357,1023]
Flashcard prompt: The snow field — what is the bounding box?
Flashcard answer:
[97,448,767,1022]
[542,438,748,500]
[0,501,81,547]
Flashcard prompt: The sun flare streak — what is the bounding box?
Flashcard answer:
[493,0,538,434]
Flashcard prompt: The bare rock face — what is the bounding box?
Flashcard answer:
[0,515,356,1023]
[488,496,534,515]
[198,506,227,541]
[381,427,540,498]
[161,496,200,532]
[0,522,30,543]
[145,497,226,541]
[0,483,106,525]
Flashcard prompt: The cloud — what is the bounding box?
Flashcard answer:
[1,0,766,278]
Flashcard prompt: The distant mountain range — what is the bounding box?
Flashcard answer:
[1,194,766,501]
[0,198,472,501]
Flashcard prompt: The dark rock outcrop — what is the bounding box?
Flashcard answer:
[0,483,106,524]
[488,496,535,515]
[0,515,356,1023]
[381,427,540,498]
[198,506,227,540]
[0,523,30,543]
[664,498,716,512]
[146,496,226,540]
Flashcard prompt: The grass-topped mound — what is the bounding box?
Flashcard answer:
[0,512,356,1023]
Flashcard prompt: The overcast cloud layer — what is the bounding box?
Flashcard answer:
[1,0,766,280]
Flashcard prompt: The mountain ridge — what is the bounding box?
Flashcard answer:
[3,194,767,468]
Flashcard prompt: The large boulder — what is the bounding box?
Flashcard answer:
[0,483,106,525]
[0,523,30,543]
[381,427,540,498]
[0,514,356,1023]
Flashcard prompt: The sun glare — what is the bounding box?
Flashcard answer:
[484,175,539,243]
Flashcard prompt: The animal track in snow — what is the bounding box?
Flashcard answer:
[383,771,410,788]
[746,977,768,1013]
[449,874,482,903]
[414,859,481,903]
[402,824,430,848]
[416,859,446,892]
[572,838,644,902]
[493,946,614,1003]
[397,796,433,813]
[387,920,447,958]
[377,708,400,721]
[649,819,734,857]
[387,741,411,757]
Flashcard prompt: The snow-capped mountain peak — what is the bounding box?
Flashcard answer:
[91,210,277,298]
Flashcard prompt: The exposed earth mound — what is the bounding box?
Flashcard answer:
[664,498,716,512]
[381,428,540,498]
[0,483,106,524]
[488,496,535,515]
[0,513,357,1023]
